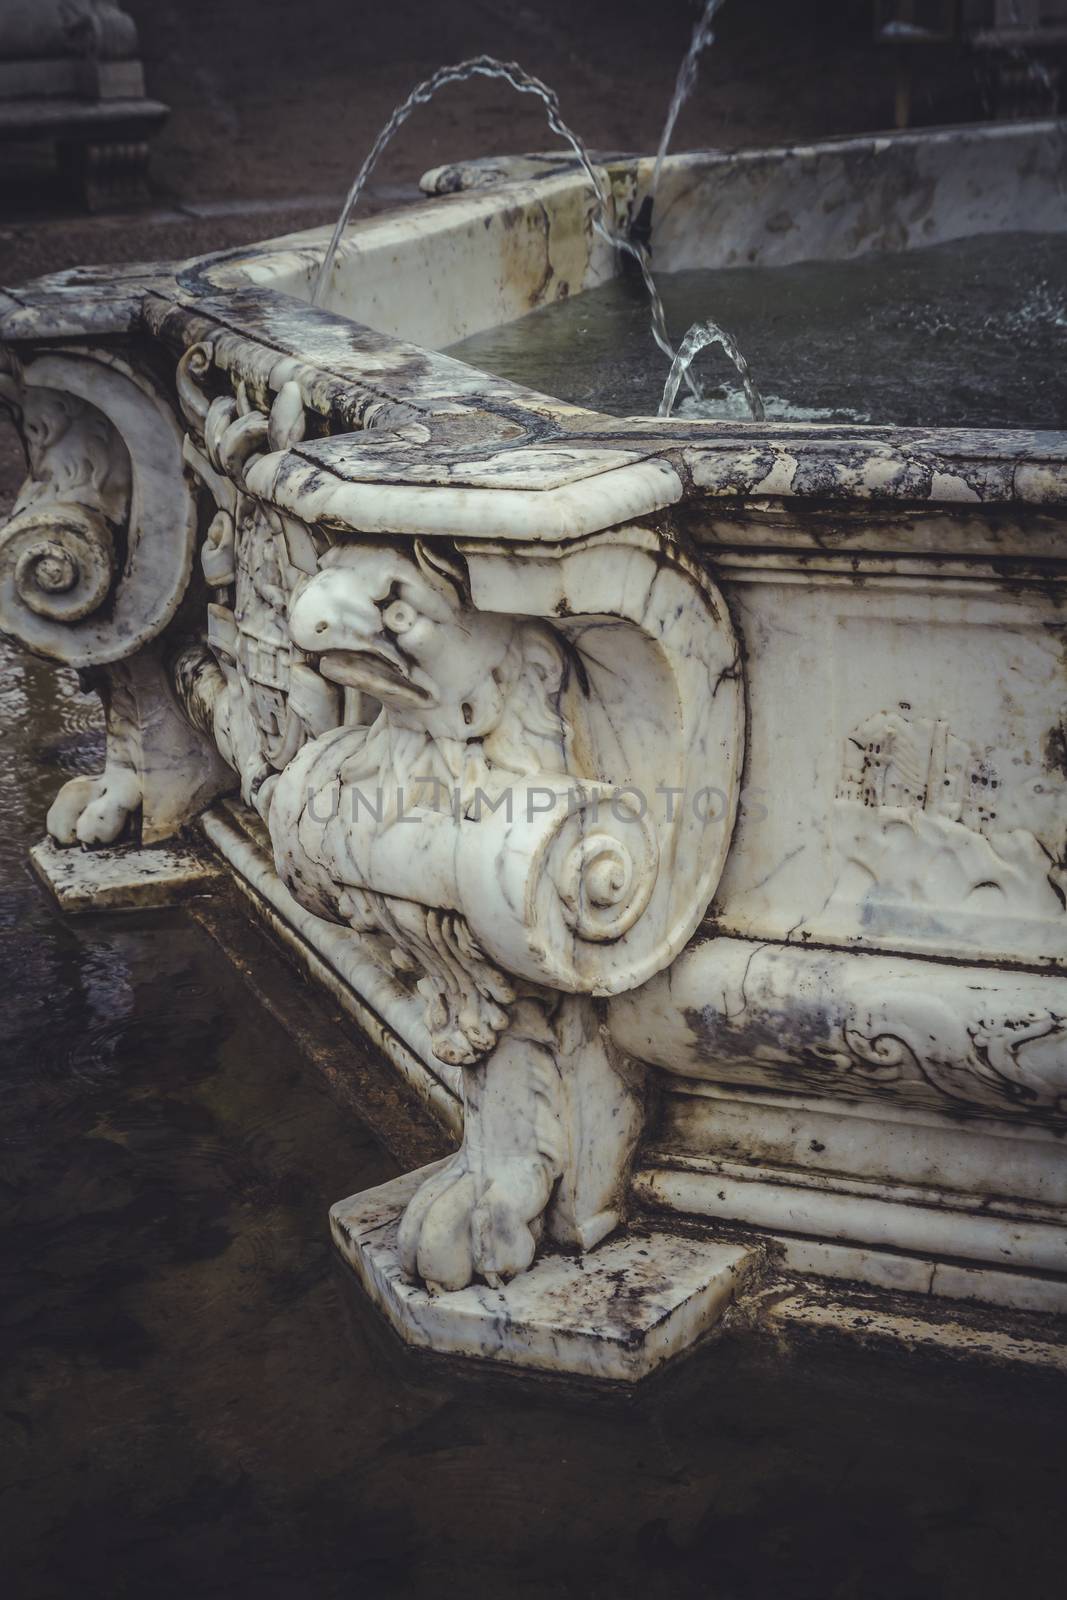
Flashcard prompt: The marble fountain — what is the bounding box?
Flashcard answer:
[1,111,1065,1382]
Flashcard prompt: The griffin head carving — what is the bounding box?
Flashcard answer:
[287,538,577,782]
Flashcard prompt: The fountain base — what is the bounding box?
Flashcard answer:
[2,117,1064,1385]
[29,837,222,914]
[331,1163,766,1381]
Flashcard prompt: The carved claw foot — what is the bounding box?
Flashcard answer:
[396,1145,556,1294]
[254,525,728,1297]
[46,767,141,847]
[393,995,575,1294]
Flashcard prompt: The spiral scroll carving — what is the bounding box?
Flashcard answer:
[0,348,200,669]
[4,507,115,623]
[558,819,658,944]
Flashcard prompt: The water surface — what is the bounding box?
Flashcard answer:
[446,232,1067,428]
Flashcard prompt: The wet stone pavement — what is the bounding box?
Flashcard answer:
[0,602,1065,1598]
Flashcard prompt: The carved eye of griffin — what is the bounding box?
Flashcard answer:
[287,539,575,776]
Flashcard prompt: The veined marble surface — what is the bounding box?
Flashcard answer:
[331,1163,765,1381]
[30,836,222,914]
[1,120,1064,1378]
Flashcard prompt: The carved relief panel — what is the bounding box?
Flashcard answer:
[709,574,1067,967]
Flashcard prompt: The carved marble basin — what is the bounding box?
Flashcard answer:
[2,118,1065,1379]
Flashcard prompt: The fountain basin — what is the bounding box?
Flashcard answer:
[2,116,1065,1378]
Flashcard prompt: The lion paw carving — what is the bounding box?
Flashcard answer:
[397,1147,558,1293]
[46,767,141,847]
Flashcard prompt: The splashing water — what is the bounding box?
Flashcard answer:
[659,320,765,421]
[310,55,705,398]
[644,1,762,420]
[677,389,869,424]
[615,228,698,390]
[311,53,764,415]
[651,0,727,199]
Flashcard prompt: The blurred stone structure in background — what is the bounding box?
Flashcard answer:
[876,0,1067,122]
[0,0,167,208]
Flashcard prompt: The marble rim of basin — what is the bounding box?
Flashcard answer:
[1,116,1066,1378]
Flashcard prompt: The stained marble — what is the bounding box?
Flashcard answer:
[1,119,1064,1377]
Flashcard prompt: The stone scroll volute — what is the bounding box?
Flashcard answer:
[0,344,232,846]
[271,526,745,999]
[172,342,746,1292]
[268,530,744,1291]
[454,527,744,993]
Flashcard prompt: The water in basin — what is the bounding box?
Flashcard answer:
[445,232,1067,429]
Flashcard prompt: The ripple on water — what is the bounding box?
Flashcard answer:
[446,231,1067,428]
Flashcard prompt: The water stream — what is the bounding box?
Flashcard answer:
[446,234,1067,429]
[651,0,728,199]
[309,54,693,367]
[643,0,764,416]
[311,53,764,414]
[311,56,611,308]
[660,319,765,421]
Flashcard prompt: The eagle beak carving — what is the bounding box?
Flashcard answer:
[288,567,430,708]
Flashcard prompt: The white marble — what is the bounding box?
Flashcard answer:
[700,568,1067,967]
[231,167,618,352]
[769,1239,1067,1318]
[1,121,1065,1378]
[632,1162,1067,1277]
[0,345,232,847]
[331,1163,764,1380]
[161,345,745,1299]
[610,936,1067,1127]
[760,1284,1067,1372]
[613,934,1067,1292]
[196,122,1067,343]
[30,836,222,913]
[644,1083,1067,1207]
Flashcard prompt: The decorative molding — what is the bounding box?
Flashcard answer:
[610,934,1067,1130]
[174,345,338,817]
[839,1005,1067,1117]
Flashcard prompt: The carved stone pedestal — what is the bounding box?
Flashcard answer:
[30,836,222,914]
[332,1163,765,1381]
